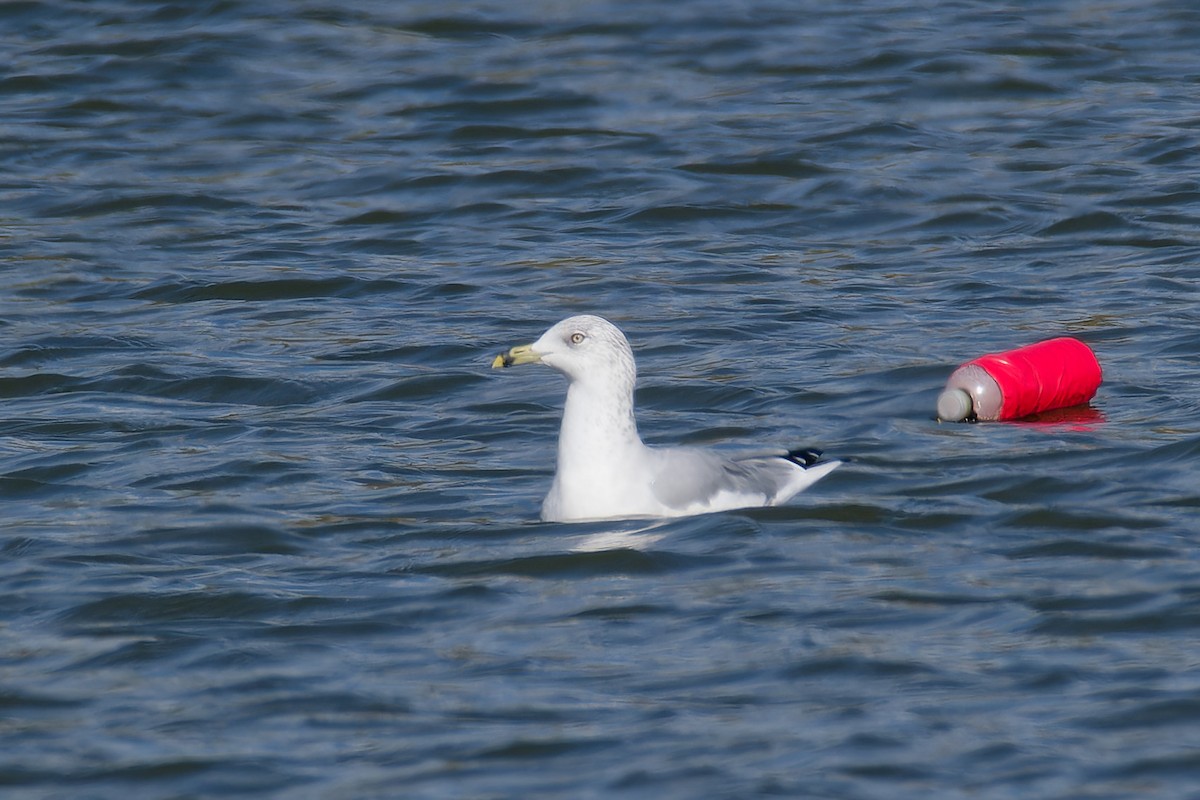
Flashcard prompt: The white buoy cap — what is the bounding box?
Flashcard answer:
[937,388,974,422]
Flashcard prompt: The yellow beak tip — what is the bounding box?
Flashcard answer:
[491,343,539,369]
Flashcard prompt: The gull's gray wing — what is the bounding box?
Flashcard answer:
[648,446,826,511]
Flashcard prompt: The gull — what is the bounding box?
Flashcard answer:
[492,315,840,522]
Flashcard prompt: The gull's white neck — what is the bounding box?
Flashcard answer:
[557,378,645,473]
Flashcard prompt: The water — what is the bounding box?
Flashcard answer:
[3,1,1200,797]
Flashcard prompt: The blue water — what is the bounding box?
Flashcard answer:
[4,1,1200,797]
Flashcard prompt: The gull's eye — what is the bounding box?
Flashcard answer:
[570,332,586,345]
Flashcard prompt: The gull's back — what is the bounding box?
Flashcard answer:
[646,446,840,517]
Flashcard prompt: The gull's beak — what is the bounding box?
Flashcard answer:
[492,343,542,369]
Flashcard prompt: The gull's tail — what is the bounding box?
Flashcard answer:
[775,448,841,504]
[783,448,827,468]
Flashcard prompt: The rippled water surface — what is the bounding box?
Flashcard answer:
[4,1,1200,797]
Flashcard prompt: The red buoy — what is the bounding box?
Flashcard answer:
[937,337,1103,422]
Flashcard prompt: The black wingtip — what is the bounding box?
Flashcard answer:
[783,448,824,468]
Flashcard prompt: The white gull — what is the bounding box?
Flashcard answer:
[492,314,840,522]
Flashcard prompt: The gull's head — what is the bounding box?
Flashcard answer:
[492,314,636,387]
